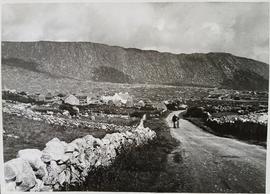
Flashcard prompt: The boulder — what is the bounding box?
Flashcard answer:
[71,138,87,150]
[83,136,101,167]
[101,124,107,130]
[40,185,53,192]
[4,158,36,191]
[41,154,51,163]
[43,138,67,162]
[29,179,44,192]
[72,106,80,114]
[43,161,59,185]
[35,166,47,179]
[4,164,16,181]
[70,165,81,184]
[5,181,16,191]
[65,143,78,153]
[17,149,45,170]
[83,135,100,148]
[58,171,67,186]
[62,169,71,185]
[17,149,48,180]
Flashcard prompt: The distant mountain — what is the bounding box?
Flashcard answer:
[2,41,269,91]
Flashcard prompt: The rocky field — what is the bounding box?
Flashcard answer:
[2,85,268,192]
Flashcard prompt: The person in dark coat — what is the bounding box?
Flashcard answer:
[172,114,178,128]
[176,116,180,128]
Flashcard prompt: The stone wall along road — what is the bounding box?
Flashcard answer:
[4,115,156,192]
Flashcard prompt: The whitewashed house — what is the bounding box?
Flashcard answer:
[64,94,80,106]
[77,95,91,105]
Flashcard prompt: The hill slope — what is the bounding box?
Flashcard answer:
[2,41,269,91]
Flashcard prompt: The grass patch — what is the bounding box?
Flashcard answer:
[3,113,108,162]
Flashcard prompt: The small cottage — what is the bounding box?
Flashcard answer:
[77,95,91,105]
[153,102,167,112]
[64,94,80,106]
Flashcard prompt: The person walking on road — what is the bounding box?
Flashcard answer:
[176,116,180,128]
[172,114,178,128]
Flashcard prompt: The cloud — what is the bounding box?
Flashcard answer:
[2,2,269,63]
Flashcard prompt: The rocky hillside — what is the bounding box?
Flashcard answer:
[2,41,269,90]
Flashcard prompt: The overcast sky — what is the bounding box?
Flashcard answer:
[2,2,269,63]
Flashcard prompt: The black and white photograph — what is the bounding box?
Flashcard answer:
[1,1,269,193]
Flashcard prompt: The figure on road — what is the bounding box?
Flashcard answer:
[176,116,179,128]
[172,114,178,128]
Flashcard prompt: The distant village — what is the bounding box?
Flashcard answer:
[2,89,171,117]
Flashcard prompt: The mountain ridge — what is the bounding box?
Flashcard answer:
[1,41,269,91]
[2,40,266,61]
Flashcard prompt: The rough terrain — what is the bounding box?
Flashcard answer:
[166,111,266,193]
[2,41,269,90]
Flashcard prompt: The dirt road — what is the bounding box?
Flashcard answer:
[166,111,266,193]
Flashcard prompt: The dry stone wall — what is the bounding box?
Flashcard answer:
[3,101,135,133]
[4,115,156,192]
